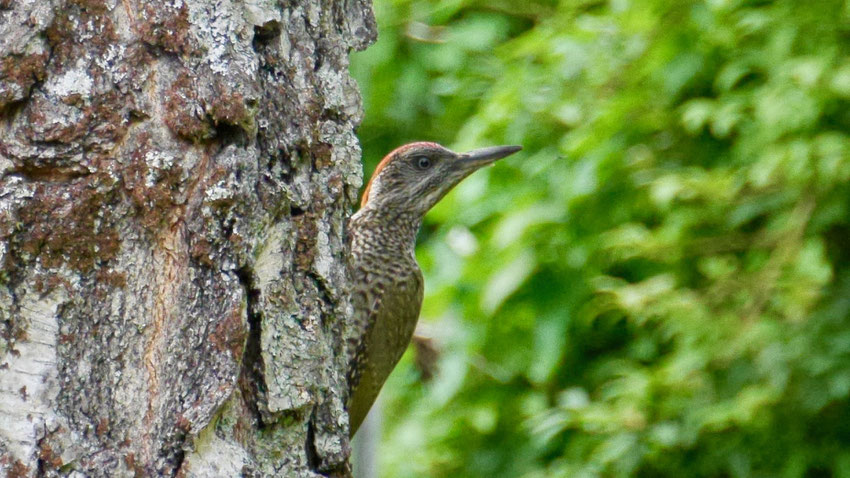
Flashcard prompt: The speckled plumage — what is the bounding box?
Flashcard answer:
[346,142,521,436]
[346,208,423,435]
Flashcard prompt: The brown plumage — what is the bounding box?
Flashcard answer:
[346,141,521,436]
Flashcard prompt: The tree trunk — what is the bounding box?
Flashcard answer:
[0,0,375,476]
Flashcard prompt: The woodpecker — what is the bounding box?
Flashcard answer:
[346,141,521,436]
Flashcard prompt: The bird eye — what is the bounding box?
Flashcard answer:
[414,156,432,170]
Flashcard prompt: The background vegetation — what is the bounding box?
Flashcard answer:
[350,0,850,476]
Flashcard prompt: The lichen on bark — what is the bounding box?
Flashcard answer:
[0,0,375,476]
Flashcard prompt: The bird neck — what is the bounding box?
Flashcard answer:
[350,205,423,256]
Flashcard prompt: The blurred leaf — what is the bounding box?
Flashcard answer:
[352,0,850,476]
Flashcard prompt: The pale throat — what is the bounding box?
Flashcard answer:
[350,205,424,255]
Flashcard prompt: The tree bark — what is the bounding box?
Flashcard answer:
[0,0,375,476]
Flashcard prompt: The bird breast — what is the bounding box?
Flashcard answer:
[346,215,425,434]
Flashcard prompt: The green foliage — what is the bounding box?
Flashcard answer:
[351,0,850,476]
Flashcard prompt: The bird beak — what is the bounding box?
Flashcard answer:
[458,145,522,168]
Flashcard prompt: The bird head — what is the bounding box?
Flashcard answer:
[360,142,522,217]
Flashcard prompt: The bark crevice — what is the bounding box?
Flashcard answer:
[0,0,375,475]
[237,264,266,429]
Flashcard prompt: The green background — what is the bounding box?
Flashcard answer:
[350,0,850,476]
